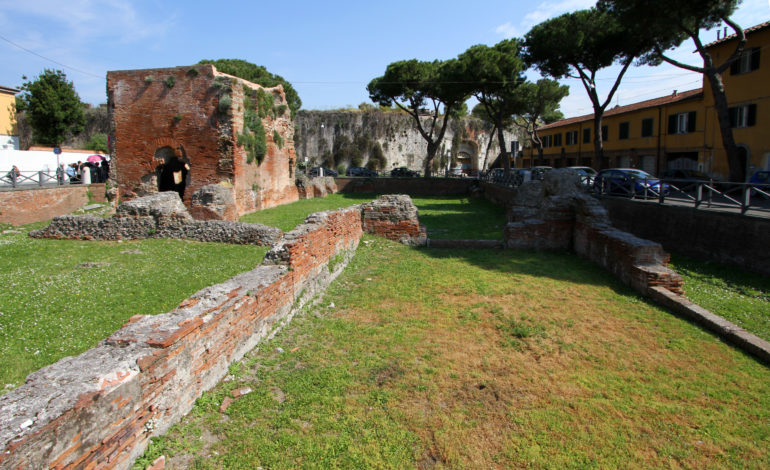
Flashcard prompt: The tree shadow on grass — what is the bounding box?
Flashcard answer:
[413,245,639,295]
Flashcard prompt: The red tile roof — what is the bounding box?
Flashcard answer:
[537,88,703,131]
[704,20,770,49]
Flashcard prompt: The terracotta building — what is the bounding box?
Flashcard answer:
[107,64,299,218]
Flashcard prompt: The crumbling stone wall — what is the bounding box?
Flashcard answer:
[492,170,683,295]
[107,64,299,219]
[1,205,363,470]
[30,193,282,246]
[361,194,426,246]
[1,193,427,469]
[0,184,104,226]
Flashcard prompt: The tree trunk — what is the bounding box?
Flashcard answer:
[424,141,438,178]
[593,113,604,169]
[705,70,744,181]
[496,123,510,176]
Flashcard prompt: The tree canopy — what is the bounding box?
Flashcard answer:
[512,79,569,160]
[597,0,748,180]
[17,70,85,147]
[455,39,527,173]
[367,59,470,177]
[199,59,301,119]
[524,8,650,161]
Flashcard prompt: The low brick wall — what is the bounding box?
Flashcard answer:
[30,215,283,246]
[484,175,683,296]
[361,194,426,246]
[0,184,105,226]
[0,208,363,469]
[0,193,428,469]
[600,198,770,276]
[337,177,476,195]
[574,223,684,295]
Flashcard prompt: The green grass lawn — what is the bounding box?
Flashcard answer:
[138,238,770,469]
[669,254,770,342]
[241,193,506,239]
[0,227,268,392]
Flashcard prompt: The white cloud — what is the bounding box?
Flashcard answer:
[495,22,520,38]
[496,0,596,37]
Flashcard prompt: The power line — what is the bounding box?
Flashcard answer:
[0,33,101,79]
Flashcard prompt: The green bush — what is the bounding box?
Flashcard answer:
[164,76,175,88]
[84,133,108,153]
[273,130,284,149]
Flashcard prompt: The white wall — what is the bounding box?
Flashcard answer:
[0,149,109,173]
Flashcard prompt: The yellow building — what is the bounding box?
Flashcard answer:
[523,89,704,175]
[524,20,770,180]
[703,21,770,178]
[1,85,20,150]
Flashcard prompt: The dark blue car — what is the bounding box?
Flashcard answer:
[593,168,669,198]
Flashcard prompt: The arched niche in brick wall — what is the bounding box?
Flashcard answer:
[155,145,190,199]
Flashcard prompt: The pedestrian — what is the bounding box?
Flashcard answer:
[56,164,65,185]
[66,163,77,184]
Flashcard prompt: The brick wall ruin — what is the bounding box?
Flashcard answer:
[492,170,684,295]
[0,194,423,469]
[0,184,105,226]
[107,64,299,220]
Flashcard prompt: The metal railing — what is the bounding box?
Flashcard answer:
[0,170,65,188]
[480,171,770,216]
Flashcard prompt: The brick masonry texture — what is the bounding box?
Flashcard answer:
[360,194,426,246]
[600,198,770,277]
[489,169,683,296]
[0,184,105,226]
[29,193,282,246]
[336,177,476,195]
[107,64,299,219]
[0,194,427,469]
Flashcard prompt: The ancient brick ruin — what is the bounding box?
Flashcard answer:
[107,64,301,220]
[496,169,684,295]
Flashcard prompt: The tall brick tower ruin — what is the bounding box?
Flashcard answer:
[107,64,299,220]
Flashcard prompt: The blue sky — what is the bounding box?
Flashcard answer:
[1,0,768,118]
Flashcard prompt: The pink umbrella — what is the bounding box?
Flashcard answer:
[87,155,105,163]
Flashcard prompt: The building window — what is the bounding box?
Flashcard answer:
[641,118,654,137]
[600,125,608,142]
[583,128,591,144]
[565,130,578,145]
[542,135,552,148]
[668,111,697,134]
[730,47,760,75]
[553,133,562,147]
[729,103,757,128]
[619,122,630,140]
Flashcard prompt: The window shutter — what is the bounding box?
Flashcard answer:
[668,114,677,134]
[730,57,740,75]
[729,107,738,128]
[583,128,590,143]
[748,104,757,126]
[751,47,760,71]
[687,111,696,133]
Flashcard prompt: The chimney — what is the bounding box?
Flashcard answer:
[724,26,728,37]
[717,30,721,40]
[672,90,677,96]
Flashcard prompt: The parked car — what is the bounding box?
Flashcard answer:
[448,167,464,177]
[566,166,597,186]
[390,167,419,177]
[749,170,770,198]
[531,166,553,181]
[346,166,378,177]
[309,166,338,177]
[593,168,669,198]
